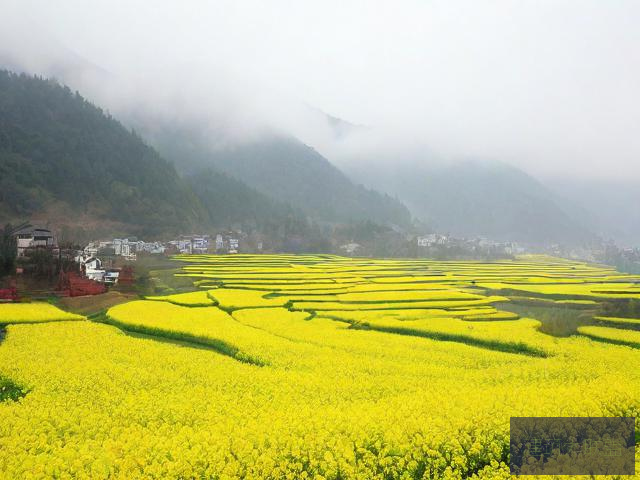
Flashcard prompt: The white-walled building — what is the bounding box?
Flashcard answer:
[416,234,448,247]
[82,256,106,282]
[228,238,239,254]
[13,226,57,257]
[215,234,224,251]
[340,243,362,255]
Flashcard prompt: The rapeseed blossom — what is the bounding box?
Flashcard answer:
[1,254,639,479]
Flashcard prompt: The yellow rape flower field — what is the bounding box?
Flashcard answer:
[1,254,639,479]
[0,303,84,324]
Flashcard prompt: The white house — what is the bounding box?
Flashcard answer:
[417,234,447,247]
[170,235,210,254]
[228,238,239,254]
[215,234,224,251]
[13,226,57,257]
[112,239,122,255]
[83,242,99,257]
[121,242,132,257]
[340,243,362,255]
[83,257,101,270]
[104,270,120,286]
[504,242,526,255]
[136,241,165,254]
[191,236,209,253]
[112,239,137,260]
[82,257,106,282]
[169,239,192,254]
[416,236,431,247]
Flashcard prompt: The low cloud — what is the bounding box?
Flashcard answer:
[2,0,639,180]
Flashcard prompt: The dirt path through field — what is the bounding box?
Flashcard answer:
[59,291,137,316]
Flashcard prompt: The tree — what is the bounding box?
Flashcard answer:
[24,248,57,279]
[0,223,17,276]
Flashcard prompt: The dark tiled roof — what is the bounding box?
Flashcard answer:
[13,226,53,236]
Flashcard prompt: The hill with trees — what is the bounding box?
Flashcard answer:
[0,70,207,236]
[132,119,412,228]
[345,160,595,245]
[0,71,410,244]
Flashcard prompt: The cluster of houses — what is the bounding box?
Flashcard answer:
[25,223,631,278]
[81,232,245,261]
[74,232,248,284]
[11,224,527,263]
[6,225,528,265]
[338,233,527,258]
[416,234,526,256]
[8,226,247,286]
[593,243,640,273]
[339,243,362,255]
[83,238,167,261]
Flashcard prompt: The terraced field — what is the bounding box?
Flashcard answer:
[1,254,639,478]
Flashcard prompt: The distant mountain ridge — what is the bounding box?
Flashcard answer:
[131,118,412,227]
[545,177,640,247]
[0,71,318,240]
[0,33,633,248]
[0,71,410,243]
[345,160,597,245]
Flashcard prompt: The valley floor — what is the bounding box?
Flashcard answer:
[0,254,639,479]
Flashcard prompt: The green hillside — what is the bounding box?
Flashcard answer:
[187,168,306,232]
[0,71,324,240]
[135,121,412,227]
[0,70,205,236]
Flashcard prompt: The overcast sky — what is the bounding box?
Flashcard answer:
[2,0,640,180]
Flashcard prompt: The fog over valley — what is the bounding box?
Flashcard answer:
[1,0,640,246]
[3,5,640,479]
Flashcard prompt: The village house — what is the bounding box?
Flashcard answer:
[103,270,120,286]
[340,243,362,255]
[190,236,210,254]
[74,253,121,285]
[416,234,448,247]
[165,235,210,255]
[214,232,242,254]
[81,256,105,282]
[168,239,192,254]
[112,239,137,260]
[13,225,58,257]
[228,238,239,254]
[215,234,224,251]
[83,242,99,257]
[136,241,166,255]
[503,242,526,256]
[416,235,431,247]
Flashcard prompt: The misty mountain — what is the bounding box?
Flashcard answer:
[345,160,596,245]
[310,106,366,140]
[132,119,412,227]
[185,168,306,232]
[545,177,640,247]
[0,70,208,236]
[1,35,411,230]
[0,71,312,239]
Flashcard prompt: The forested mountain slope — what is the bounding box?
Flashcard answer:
[135,120,412,227]
[0,71,205,235]
[0,71,317,238]
[345,160,595,245]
